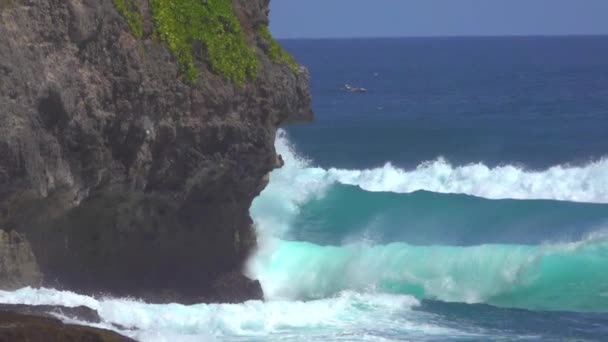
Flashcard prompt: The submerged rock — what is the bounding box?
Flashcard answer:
[0,0,312,303]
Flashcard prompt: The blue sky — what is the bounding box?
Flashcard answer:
[270,0,608,39]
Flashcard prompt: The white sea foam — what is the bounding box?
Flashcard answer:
[268,130,608,204]
[0,288,461,342]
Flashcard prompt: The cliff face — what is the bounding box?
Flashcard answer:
[0,230,42,290]
[0,0,312,303]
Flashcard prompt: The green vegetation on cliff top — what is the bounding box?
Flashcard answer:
[151,0,258,84]
[114,0,298,84]
[113,0,144,39]
[258,24,299,73]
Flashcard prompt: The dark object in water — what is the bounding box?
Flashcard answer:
[344,84,368,93]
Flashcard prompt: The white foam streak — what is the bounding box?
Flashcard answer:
[0,288,454,342]
[328,158,608,203]
[270,130,608,204]
[0,287,99,308]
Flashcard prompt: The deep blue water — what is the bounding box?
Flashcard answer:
[283,36,608,169]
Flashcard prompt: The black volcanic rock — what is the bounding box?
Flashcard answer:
[0,0,312,303]
[0,310,134,342]
[0,304,102,324]
[208,270,265,304]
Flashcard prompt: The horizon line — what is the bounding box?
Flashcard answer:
[274,33,608,41]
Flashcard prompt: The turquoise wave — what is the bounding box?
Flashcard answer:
[253,234,608,312]
[292,184,608,246]
[249,132,608,314]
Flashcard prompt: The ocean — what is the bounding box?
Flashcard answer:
[2,36,608,341]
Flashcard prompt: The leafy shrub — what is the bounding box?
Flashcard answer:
[113,0,144,39]
[258,24,298,73]
[150,0,258,84]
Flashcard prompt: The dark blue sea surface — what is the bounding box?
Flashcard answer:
[282,36,608,169]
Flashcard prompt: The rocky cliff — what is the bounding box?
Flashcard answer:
[0,230,42,290]
[0,0,312,303]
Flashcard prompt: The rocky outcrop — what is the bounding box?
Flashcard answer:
[0,310,134,342]
[0,304,102,325]
[0,0,312,303]
[0,230,42,290]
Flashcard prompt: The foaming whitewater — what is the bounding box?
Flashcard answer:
[330,158,608,203]
[0,288,467,342]
[264,130,608,204]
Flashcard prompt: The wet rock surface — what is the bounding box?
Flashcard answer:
[0,310,134,342]
[0,304,101,324]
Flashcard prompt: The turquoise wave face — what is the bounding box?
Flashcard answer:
[248,132,608,314]
[292,184,608,246]
[253,235,608,312]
